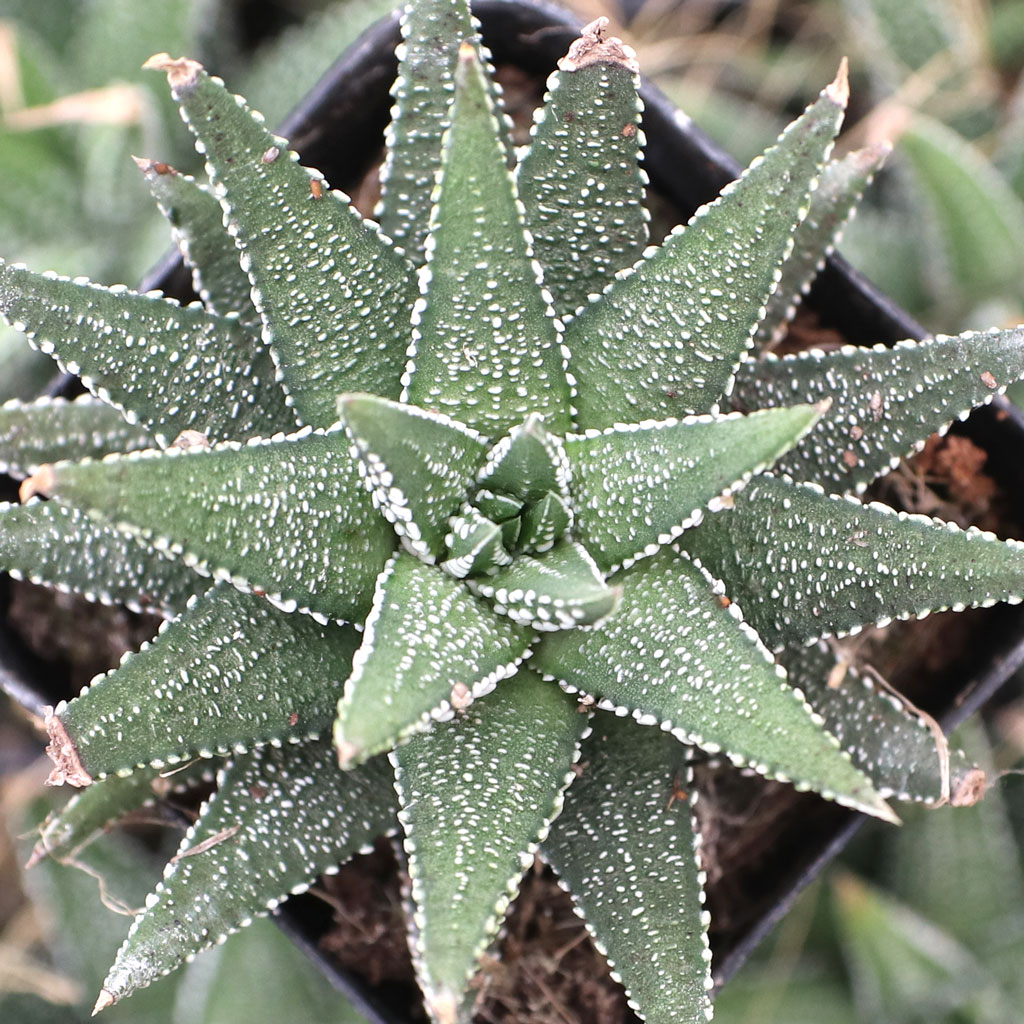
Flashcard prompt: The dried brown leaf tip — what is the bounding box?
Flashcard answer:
[558,17,640,74]
[132,156,178,178]
[44,707,93,788]
[142,53,202,94]
[950,766,987,807]
[18,463,54,503]
[826,57,850,107]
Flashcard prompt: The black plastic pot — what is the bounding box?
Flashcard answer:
[4,1,1024,1021]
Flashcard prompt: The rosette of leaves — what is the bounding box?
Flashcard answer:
[2,2,1024,1021]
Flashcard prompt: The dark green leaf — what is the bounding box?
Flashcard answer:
[533,548,894,820]
[334,551,532,767]
[542,717,713,1023]
[403,40,571,437]
[393,670,585,1020]
[48,583,359,784]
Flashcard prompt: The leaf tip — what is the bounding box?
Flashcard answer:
[142,53,202,93]
[827,57,850,107]
[950,766,987,807]
[132,155,178,179]
[44,706,93,788]
[335,735,362,771]
[427,988,459,1024]
[92,989,116,1016]
[19,464,54,503]
[558,18,640,75]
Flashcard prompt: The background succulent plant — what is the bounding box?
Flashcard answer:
[2,1,1024,1021]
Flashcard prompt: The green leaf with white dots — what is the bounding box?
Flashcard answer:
[0,395,152,479]
[542,717,713,1024]
[0,259,294,447]
[754,143,889,349]
[135,159,260,330]
[403,40,571,438]
[517,20,648,317]
[334,550,532,767]
[779,641,985,805]
[0,500,202,617]
[532,547,894,821]
[338,394,486,563]
[732,328,1024,494]
[393,669,586,1023]
[147,54,416,429]
[566,403,824,573]
[29,759,217,867]
[377,0,481,260]
[47,583,359,785]
[566,70,848,430]
[476,413,571,505]
[467,538,620,631]
[681,472,1024,649]
[31,428,393,622]
[97,737,398,1011]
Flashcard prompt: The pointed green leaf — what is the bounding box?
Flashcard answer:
[97,737,398,1010]
[441,506,513,578]
[147,55,416,428]
[755,143,890,349]
[779,641,985,804]
[566,70,848,429]
[681,472,1024,649]
[532,548,894,821]
[0,499,202,617]
[393,670,585,1021]
[517,489,572,553]
[475,413,571,505]
[135,159,259,330]
[732,328,1024,493]
[542,717,713,1024]
[518,19,649,317]
[566,403,824,573]
[47,583,359,785]
[403,41,571,437]
[338,394,486,563]
[334,551,532,767]
[30,760,216,867]
[31,428,393,622]
[467,538,620,630]
[0,259,294,446]
[377,0,481,259]
[0,395,153,478]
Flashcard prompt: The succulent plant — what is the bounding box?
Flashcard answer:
[2,1,1024,1021]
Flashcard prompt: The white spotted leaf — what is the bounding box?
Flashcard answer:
[0,395,153,479]
[377,0,482,260]
[0,500,202,617]
[475,413,571,506]
[148,55,417,429]
[403,40,572,437]
[542,717,713,1024]
[338,393,486,563]
[565,70,848,430]
[532,548,895,821]
[566,402,824,573]
[393,669,586,1022]
[732,328,1024,493]
[136,160,260,330]
[49,583,359,784]
[98,737,397,1009]
[517,20,649,317]
[754,143,890,349]
[334,550,533,767]
[682,472,1024,649]
[30,760,218,868]
[779,641,985,805]
[0,259,294,447]
[467,538,620,631]
[31,429,393,622]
